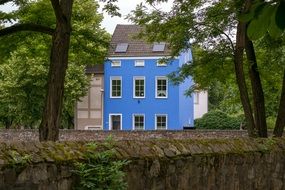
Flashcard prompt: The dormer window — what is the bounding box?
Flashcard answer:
[152,42,166,52]
[115,43,128,53]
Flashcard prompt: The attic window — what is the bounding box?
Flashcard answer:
[115,43,128,53]
[135,60,145,67]
[111,60,121,67]
[153,42,166,52]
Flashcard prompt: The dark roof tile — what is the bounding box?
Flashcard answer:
[85,64,104,74]
[108,25,171,57]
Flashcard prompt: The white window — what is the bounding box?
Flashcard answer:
[156,77,168,98]
[133,76,145,98]
[111,60,121,67]
[135,60,145,67]
[194,92,199,104]
[110,77,122,98]
[156,60,167,66]
[133,114,145,130]
[155,114,167,130]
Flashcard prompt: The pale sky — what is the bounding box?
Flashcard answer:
[99,0,172,33]
[0,0,173,34]
[99,0,146,33]
[0,2,16,12]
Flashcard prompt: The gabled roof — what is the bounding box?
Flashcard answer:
[85,64,104,74]
[108,25,171,57]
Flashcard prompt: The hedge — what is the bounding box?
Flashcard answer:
[194,110,244,130]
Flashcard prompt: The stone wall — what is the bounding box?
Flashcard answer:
[0,138,285,190]
[0,129,248,142]
[0,164,75,190]
[127,150,285,190]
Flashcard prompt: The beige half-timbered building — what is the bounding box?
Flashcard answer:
[75,64,104,130]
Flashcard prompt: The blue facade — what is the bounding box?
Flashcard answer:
[103,50,194,130]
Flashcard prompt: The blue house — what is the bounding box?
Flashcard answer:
[103,25,194,130]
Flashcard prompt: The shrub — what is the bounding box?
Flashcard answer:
[194,110,244,130]
[73,140,129,190]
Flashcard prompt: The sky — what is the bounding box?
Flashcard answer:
[0,2,16,12]
[100,0,173,33]
[100,0,145,33]
[0,0,173,34]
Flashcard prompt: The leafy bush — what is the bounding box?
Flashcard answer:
[194,110,244,130]
[266,116,276,129]
[73,140,129,190]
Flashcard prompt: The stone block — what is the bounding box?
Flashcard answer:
[57,179,73,190]
[4,169,17,185]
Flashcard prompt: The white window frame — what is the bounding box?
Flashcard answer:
[110,76,122,98]
[156,60,167,67]
[133,76,145,98]
[155,114,168,130]
[194,91,199,104]
[85,125,102,130]
[111,60,121,67]
[135,60,145,67]
[109,113,122,130]
[155,76,168,98]
[132,114,145,130]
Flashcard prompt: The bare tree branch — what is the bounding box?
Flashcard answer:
[0,23,54,36]
[196,22,235,55]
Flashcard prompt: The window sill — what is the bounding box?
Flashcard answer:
[155,97,168,99]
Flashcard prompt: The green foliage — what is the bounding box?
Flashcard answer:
[73,141,129,190]
[6,150,32,169]
[129,0,239,93]
[195,110,244,130]
[100,0,121,17]
[207,81,243,114]
[0,41,48,128]
[239,0,285,39]
[0,0,110,128]
[266,116,276,130]
[130,0,285,124]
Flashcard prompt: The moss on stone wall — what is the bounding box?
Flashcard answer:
[1,138,285,190]
[0,138,284,169]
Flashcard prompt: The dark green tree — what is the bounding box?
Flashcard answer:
[129,0,285,137]
[0,0,113,140]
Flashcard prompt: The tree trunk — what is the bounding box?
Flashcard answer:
[39,0,73,141]
[67,112,74,129]
[245,37,267,137]
[4,118,12,129]
[273,70,285,137]
[234,21,257,137]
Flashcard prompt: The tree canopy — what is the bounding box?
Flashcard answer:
[129,0,285,137]
[0,0,110,131]
[241,0,285,39]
